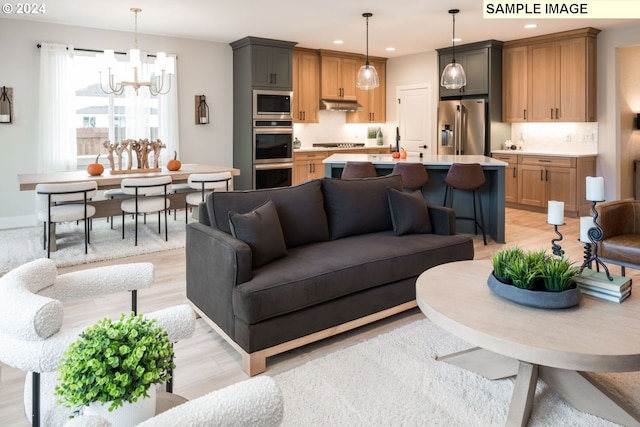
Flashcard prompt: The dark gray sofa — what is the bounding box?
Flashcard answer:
[186,174,474,375]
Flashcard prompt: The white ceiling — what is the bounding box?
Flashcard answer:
[4,0,637,57]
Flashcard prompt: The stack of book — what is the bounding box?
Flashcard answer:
[574,269,632,303]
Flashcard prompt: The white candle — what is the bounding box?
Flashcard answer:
[585,176,604,201]
[547,201,564,225]
[0,114,10,123]
[199,117,207,124]
[580,216,593,243]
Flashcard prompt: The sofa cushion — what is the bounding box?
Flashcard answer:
[206,179,329,248]
[322,174,403,239]
[387,188,432,236]
[229,200,287,269]
[232,231,474,324]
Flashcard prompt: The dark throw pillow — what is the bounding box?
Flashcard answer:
[387,188,433,236]
[228,199,287,268]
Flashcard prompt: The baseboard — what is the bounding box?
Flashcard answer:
[0,214,36,230]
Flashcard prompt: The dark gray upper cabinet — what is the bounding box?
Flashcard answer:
[437,40,502,99]
[231,37,296,90]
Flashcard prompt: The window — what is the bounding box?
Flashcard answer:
[72,52,161,163]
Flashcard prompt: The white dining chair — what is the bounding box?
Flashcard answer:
[35,181,98,257]
[184,171,232,222]
[120,176,172,246]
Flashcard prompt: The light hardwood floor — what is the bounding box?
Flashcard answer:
[1,208,636,426]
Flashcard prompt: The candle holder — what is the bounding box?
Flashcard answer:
[579,200,613,281]
[581,241,593,269]
[549,223,564,257]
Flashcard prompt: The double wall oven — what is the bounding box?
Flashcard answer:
[253,90,294,189]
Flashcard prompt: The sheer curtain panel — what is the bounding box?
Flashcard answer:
[38,43,76,172]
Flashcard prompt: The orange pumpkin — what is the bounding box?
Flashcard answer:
[167,151,181,171]
[87,154,104,176]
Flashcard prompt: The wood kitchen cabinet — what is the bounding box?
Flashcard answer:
[319,51,360,101]
[502,27,600,123]
[515,155,595,215]
[492,153,518,203]
[293,48,320,123]
[347,58,387,123]
[294,151,326,184]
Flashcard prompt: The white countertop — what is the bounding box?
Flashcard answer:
[491,150,598,157]
[323,153,507,167]
[294,146,386,152]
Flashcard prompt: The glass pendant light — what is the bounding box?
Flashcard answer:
[356,12,379,90]
[440,9,467,90]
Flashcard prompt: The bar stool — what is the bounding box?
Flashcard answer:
[392,163,429,192]
[341,161,377,179]
[443,163,487,245]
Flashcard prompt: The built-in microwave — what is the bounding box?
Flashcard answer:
[253,89,293,120]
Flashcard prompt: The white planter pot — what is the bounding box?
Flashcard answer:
[83,386,156,427]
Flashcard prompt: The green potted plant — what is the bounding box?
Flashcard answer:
[55,313,175,421]
[542,256,579,292]
[491,246,524,283]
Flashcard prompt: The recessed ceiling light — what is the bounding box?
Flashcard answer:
[334,40,344,45]
[386,47,395,52]
[524,23,537,29]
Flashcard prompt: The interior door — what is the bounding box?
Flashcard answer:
[397,85,432,155]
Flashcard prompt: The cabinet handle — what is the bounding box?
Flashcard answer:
[513,168,516,178]
[545,170,549,181]
[540,170,543,181]
[303,111,306,121]
[538,159,551,163]
[555,108,559,120]
[523,109,527,121]
[550,108,554,120]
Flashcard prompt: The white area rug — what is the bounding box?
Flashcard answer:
[275,318,640,426]
[0,216,186,275]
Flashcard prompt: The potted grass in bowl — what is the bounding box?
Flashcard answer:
[488,248,582,309]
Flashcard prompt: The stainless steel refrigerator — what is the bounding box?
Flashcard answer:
[437,98,486,156]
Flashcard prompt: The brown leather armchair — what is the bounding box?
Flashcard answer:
[596,199,640,276]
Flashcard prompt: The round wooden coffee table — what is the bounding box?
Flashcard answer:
[416,260,640,427]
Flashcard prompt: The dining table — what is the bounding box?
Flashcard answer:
[18,164,240,251]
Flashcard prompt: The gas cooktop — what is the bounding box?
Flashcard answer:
[312,142,366,148]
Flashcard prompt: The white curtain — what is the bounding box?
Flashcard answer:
[38,43,76,172]
[158,55,179,167]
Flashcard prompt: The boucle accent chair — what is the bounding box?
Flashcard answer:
[63,376,284,427]
[0,258,196,427]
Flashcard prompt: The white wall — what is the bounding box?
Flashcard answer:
[0,18,233,228]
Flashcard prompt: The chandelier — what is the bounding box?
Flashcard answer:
[98,7,174,96]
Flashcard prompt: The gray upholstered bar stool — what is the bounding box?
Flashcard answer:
[392,163,429,193]
[443,163,487,245]
[341,161,377,179]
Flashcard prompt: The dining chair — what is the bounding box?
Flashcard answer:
[35,181,98,257]
[120,176,172,246]
[184,171,232,223]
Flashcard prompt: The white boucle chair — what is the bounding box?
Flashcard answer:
[63,376,284,427]
[0,258,196,427]
[35,181,98,257]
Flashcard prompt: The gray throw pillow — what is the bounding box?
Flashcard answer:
[387,188,433,236]
[323,174,403,239]
[228,199,287,268]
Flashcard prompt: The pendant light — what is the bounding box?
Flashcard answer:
[356,12,379,90]
[440,9,467,90]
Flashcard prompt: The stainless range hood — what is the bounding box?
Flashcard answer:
[320,99,363,112]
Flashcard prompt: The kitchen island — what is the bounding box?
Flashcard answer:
[323,153,507,243]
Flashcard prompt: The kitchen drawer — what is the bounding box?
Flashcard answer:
[518,155,575,168]
[293,151,329,161]
[492,153,517,165]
